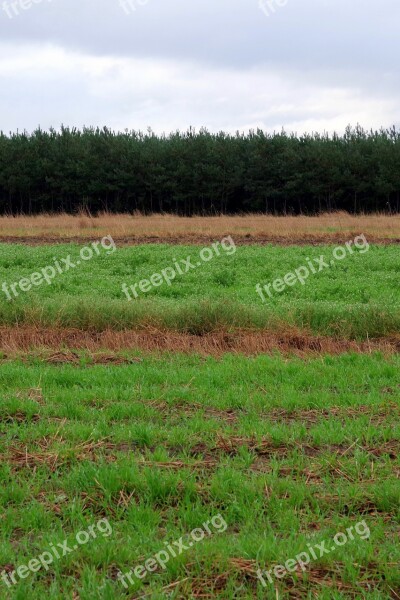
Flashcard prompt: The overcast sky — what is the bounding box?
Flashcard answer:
[0,0,399,135]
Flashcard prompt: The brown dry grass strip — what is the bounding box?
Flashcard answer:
[143,558,391,599]
[229,558,392,598]
[0,412,40,424]
[2,436,217,472]
[137,459,216,470]
[2,436,114,471]
[177,403,399,426]
[5,437,398,472]
[1,326,400,357]
[191,437,400,461]
[0,212,399,244]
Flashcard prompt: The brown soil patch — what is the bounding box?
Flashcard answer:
[262,403,400,426]
[1,326,400,357]
[189,437,400,461]
[367,440,399,459]
[0,212,399,245]
[165,401,239,424]
[2,234,400,246]
[314,495,396,518]
[214,435,292,457]
[0,412,40,424]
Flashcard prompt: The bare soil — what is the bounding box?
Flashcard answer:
[1,234,400,246]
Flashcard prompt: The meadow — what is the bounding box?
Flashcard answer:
[0,352,399,599]
[0,242,399,338]
[0,219,399,599]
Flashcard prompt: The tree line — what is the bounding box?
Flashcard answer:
[0,124,399,215]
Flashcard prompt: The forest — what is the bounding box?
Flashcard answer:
[0,124,399,215]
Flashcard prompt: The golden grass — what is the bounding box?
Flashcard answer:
[1,325,399,357]
[0,212,399,243]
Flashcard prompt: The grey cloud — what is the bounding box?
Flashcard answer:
[0,0,399,134]
[0,0,399,70]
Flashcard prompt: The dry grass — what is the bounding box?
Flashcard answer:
[0,212,399,243]
[1,325,400,357]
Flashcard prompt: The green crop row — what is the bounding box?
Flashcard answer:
[0,242,399,337]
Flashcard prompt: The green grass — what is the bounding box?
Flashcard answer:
[0,242,399,337]
[0,352,399,598]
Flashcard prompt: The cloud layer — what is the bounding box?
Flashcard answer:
[0,0,399,134]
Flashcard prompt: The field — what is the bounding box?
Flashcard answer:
[0,241,399,339]
[0,213,400,244]
[0,214,399,599]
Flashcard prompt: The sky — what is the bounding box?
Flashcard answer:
[0,0,399,136]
